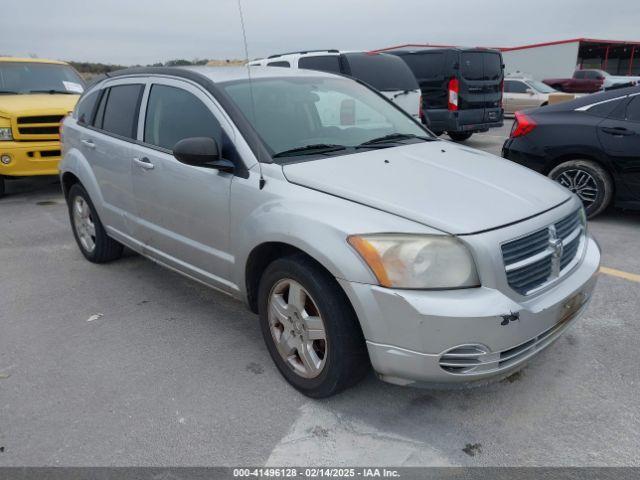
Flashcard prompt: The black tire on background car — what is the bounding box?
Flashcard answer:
[0,176,5,198]
[258,254,370,398]
[549,160,613,218]
[448,131,473,142]
[67,183,123,263]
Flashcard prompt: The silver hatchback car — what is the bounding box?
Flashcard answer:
[60,67,600,397]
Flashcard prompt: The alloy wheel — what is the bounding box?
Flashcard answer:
[556,169,598,206]
[267,279,328,379]
[72,196,96,253]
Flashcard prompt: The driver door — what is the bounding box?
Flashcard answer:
[130,79,237,292]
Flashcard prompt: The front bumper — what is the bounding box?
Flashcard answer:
[0,141,62,177]
[338,235,600,386]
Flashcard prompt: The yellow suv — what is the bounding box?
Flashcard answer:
[0,57,84,196]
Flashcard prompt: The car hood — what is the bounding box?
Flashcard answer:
[282,141,571,234]
[0,94,80,117]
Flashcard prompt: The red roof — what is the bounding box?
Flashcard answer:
[371,38,640,54]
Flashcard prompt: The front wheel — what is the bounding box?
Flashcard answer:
[258,255,369,398]
[448,131,473,142]
[549,160,613,218]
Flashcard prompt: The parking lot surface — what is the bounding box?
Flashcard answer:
[1,126,639,466]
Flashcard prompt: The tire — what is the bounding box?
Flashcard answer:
[67,183,123,263]
[258,254,370,398]
[0,176,4,198]
[448,131,473,142]
[549,160,613,218]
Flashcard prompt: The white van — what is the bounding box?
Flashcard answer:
[248,50,422,121]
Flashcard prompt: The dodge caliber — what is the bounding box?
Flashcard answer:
[59,67,600,397]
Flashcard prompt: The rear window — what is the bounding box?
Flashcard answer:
[398,52,445,80]
[298,56,342,74]
[461,52,502,81]
[344,53,418,92]
[96,84,144,138]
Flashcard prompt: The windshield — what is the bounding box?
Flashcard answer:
[344,53,419,92]
[528,80,556,93]
[0,62,85,94]
[221,76,431,160]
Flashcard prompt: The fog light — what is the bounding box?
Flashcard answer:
[1,154,11,165]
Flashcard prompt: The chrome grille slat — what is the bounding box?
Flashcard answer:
[501,209,585,295]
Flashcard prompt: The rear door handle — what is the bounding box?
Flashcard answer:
[80,139,95,149]
[601,127,635,136]
[133,156,155,170]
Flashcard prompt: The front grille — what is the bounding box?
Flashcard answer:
[14,114,65,141]
[501,210,585,295]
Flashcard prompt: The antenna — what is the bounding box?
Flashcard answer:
[237,0,266,190]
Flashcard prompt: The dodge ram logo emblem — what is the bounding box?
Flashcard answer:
[549,226,563,277]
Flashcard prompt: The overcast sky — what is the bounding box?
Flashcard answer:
[3,0,640,65]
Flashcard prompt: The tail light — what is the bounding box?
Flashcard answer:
[448,77,459,111]
[510,111,537,138]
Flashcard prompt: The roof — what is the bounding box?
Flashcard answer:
[107,65,343,84]
[0,57,68,65]
[373,38,640,54]
[371,45,499,54]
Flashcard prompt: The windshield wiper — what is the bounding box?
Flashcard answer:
[359,133,433,146]
[273,144,347,158]
[29,89,75,95]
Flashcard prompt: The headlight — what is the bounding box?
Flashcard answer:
[348,234,480,289]
[0,127,12,141]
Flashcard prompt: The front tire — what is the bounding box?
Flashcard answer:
[448,131,473,142]
[258,255,369,398]
[68,183,123,263]
[0,176,4,198]
[549,160,613,218]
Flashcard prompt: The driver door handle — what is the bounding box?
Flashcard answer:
[80,139,95,149]
[133,156,155,170]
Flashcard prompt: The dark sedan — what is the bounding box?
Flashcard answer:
[502,85,640,217]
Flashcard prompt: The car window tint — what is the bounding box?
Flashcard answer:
[144,84,222,151]
[75,90,100,125]
[483,53,502,81]
[461,52,484,80]
[574,71,585,79]
[399,52,445,80]
[101,84,144,138]
[267,61,290,68]
[298,56,342,74]
[626,96,640,122]
[93,89,108,128]
[344,53,418,92]
[509,82,529,94]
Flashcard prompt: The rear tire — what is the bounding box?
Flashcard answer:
[549,160,613,218]
[258,254,370,398]
[0,176,4,198]
[68,183,123,263]
[448,131,473,142]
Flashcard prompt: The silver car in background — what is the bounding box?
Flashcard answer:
[60,67,600,397]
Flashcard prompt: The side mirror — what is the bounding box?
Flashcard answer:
[173,137,234,173]
[526,88,535,95]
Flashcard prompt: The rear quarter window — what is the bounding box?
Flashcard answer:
[344,53,418,92]
[298,56,342,74]
[75,90,100,125]
[267,61,290,68]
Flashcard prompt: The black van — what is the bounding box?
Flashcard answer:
[388,48,505,141]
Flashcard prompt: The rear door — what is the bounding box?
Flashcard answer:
[84,80,145,238]
[130,78,237,290]
[597,94,640,199]
[459,50,503,123]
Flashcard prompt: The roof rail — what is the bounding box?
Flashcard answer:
[267,49,339,59]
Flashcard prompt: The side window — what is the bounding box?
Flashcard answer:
[586,98,625,118]
[626,96,640,122]
[298,56,342,74]
[574,71,585,79]
[511,82,529,94]
[144,84,222,151]
[75,90,100,125]
[100,84,144,138]
[267,61,290,68]
[503,81,513,93]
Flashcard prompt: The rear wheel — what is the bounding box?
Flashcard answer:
[258,255,369,398]
[549,160,613,218]
[448,131,473,142]
[68,183,123,262]
[0,176,4,198]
